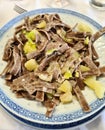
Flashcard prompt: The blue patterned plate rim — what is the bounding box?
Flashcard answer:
[0,8,105,127]
[0,89,105,124]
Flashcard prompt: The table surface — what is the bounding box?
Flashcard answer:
[0,0,105,130]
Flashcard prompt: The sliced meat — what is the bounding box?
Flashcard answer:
[12,72,57,95]
[38,43,69,71]
[73,41,85,51]
[34,71,53,82]
[91,44,99,60]
[24,16,31,31]
[15,23,25,34]
[10,46,21,76]
[73,85,91,112]
[26,40,48,60]
[2,38,14,61]
[36,91,44,102]
[44,100,56,117]
[76,77,85,90]
[16,91,35,100]
[47,61,62,81]
[12,72,35,92]
[99,66,105,73]
[83,56,101,76]
[45,41,62,52]
[38,51,59,71]
[39,30,51,41]
[0,60,13,77]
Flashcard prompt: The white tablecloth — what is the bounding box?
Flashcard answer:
[0,0,105,130]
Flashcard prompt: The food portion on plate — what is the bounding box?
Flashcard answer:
[0,13,105,117]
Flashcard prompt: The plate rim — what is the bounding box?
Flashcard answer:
[0,103,105,129]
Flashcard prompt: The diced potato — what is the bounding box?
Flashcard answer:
[36,20,46,28]
[23,41,36,54]
[46,48,57,56]
[64,70,72,79]
[77,23,93,33]
[58,80,72,92]
[84,37,89,45]
[60,91,73,104]
[25,29,40,41]
[95,86,105,99]
[84,76,105,98]
[75,71,79,77]
[26,30,35,41]
[24,59,38,71]
[22,30,27,34]
[64,37,73,44]
[80,65,90,72]
[73,51,80,59]
[84,76,100,90]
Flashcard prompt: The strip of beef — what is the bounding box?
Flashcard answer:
[73,41,85,51]
[99,66,105,73]
[2,38,14,61]
[24,16,32,31]
[36,91,44,102]
[50,33,66,43]
[15,23,25,34]
[26,40,48,60]
[34,71,53,82]
[38,43,69,71]
[66,31,91,39]
[45,41,62,52]
[10,46,21,76]
[10,83,25,92]
[44,99,57,117]
[16,91,35,100]
[76,77,85,90]
[46,13,61,23]
[12,72,57,95]
[0,60,13,77]
[14,34,24,45]
[47,61,62,81]
[39,30,51,41]
[83,56,101,76]
[73,85,90,112]
[12,72,35,94]
[91,44,99,60]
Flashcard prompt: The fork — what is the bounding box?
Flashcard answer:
[13,4,27,14]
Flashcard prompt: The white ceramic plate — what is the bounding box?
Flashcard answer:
[0,8,105,129]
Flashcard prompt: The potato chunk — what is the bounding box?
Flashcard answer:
[80,65,90,72]
[84,77,105,99]
[24,59,38,71]
[36,20,46,28]
[23,41,36,54]
[60,91,73,104]
[77,23,93,33]
[64,70,72,79]
[25,29,39,41]
[58,80,72,92]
